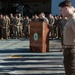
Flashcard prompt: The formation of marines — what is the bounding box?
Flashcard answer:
[0,13,31,39]
[0,13,67,40]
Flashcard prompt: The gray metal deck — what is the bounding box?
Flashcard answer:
[0,39,65,75]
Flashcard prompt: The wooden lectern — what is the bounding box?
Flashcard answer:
[30,21,50,53]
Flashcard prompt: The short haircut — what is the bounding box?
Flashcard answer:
[59,1,72,8]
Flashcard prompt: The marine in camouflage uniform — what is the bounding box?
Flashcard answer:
[13,15,19,38]
[9,14,14,38]
[23,16,31,38]
[48,14,55,39]
[18,14,23,38]
[4,15,10,39]
[0,14,4,40]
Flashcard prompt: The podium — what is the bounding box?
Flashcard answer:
[30,21,50,53]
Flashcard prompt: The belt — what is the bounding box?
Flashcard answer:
[63,45,75,48]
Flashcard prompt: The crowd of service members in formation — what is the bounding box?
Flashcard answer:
[0,12,67,40]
